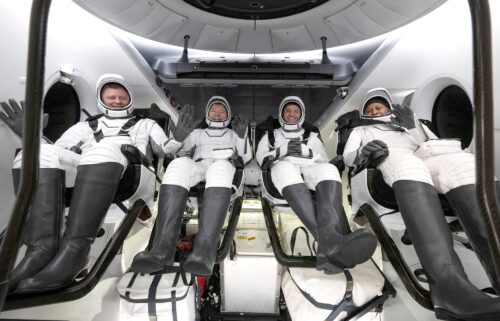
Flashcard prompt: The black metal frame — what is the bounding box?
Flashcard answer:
[216,196,243,262]
[359,203,433,310]
[261,197,316,268]
[0,0,499,314]
[2,199,147,310]
[0,0,52,310]
[262,197,397,319]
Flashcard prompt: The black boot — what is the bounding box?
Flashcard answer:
[282,183,376,275]
[315,181,377,272]
[446,183,500,293]
[130,184,188,273]
[394,180,500,321]
[183,187,231,276]
[17,162,123,291]
[8,168,64,291]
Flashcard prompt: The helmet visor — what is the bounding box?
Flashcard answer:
[207,102,229,122]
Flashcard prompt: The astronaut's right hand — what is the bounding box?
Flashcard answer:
[354,140,389,168]
[286,138,302,157]
[0,99,48,138]
[173,104,196,142]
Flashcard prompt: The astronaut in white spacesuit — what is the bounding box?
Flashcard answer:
[256,96,377,275]
[131,96,251,276]
[1,74,174,292]
[343,88,500,321]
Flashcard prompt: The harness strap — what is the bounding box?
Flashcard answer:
[87,114,142,142]
[147,274,162,321]
[287,268,355,319]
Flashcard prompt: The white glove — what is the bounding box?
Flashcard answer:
[301,144,312,158]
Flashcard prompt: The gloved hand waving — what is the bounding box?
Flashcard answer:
[392,104,416,130]
[231,114,248,138]
[173,104,197,142]
[354,140,389,168]
[0,99,49,138]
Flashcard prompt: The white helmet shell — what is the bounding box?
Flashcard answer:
[96,74,134,118]
[279,96,305,131]
[205,96,231,128]
[361,88,393,122]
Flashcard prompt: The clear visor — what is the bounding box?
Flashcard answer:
[281,104,303,124]
[207,103,229,122]
[99,84,131,109]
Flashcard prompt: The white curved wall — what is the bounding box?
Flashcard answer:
[319,0,500,178]
[0,0,179,229]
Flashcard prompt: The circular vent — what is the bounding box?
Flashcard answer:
[183,0,329,20]
[432,85,473,149]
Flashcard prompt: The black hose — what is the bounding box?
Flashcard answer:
[468,0,500,285]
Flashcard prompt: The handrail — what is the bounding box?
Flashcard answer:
[3,199,146,310]
[0,0,52,312]
[468,0,500,284]
[261,197,316,267]
[216,196,243,262]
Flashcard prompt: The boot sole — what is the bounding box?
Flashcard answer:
[435,308,500,321]
[183,260,212,277]
[315,257,343,275]
[327,232,377,268]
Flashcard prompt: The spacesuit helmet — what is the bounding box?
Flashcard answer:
[205,96,231,128]
[278,96,305,131]
[361,88,393,122]
[96,74,134,118]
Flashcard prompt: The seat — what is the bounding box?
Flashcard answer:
[4,108,170,308]
[146,117,247,266]
[336,111,486,309]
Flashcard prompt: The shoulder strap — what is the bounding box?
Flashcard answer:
[147,274,163,321]
[268,129,275,148]
[302,128,313,144]
[118,115,143,135]
[286,268,355,319]
[87,114,104,142]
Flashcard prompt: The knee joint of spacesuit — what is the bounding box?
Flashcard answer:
[13,144,64,169]
[436,153,476,192]
[313,163,341,184]
[162,157,195,190]
[381,154,432,186]
[79,141,128,168]
[205,160,235,189]
[270,160,303,194]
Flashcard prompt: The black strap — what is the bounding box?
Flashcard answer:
[87,115,142,142]
[88,115,104,142]
[290,227,315,256]
[268,129,275,148]
[171,290,178,321]
[118,115,143,135]
[302,128,312,144]
[287,268,354,319]
[325,270,355,321]
[147,274,162,320]
[125,272,140,298]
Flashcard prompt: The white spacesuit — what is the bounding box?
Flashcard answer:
[131,96,251,276]
[3,74,174,292]
[343,88,500,321]
[256,96,377,275]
